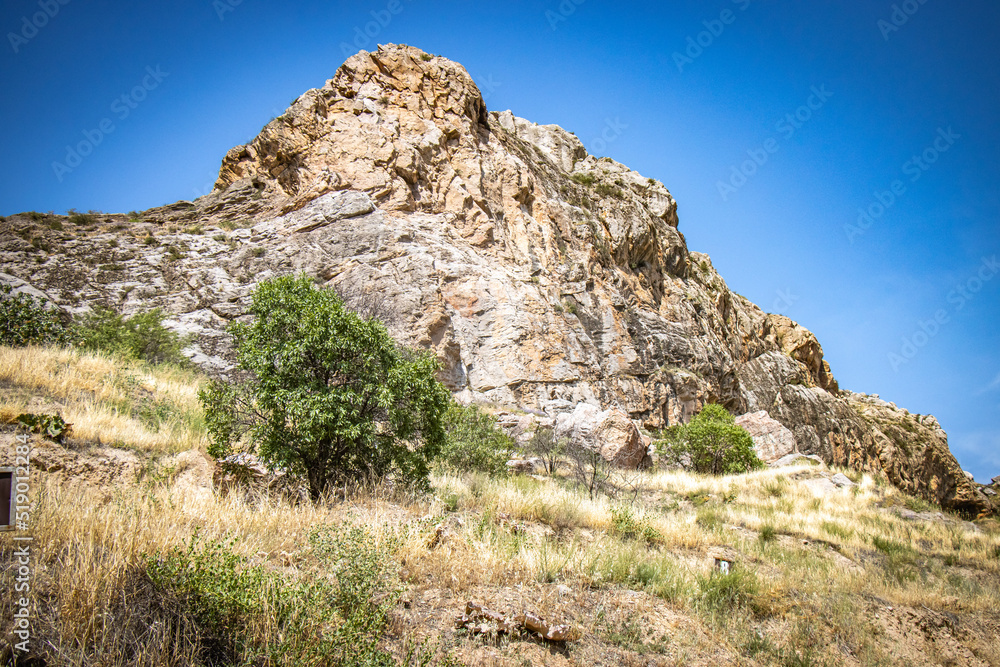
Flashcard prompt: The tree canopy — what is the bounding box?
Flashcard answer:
[200,274,451,499]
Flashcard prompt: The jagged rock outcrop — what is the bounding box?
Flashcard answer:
[0,44,989,515]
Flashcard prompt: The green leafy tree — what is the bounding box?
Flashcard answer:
[0,283,74,347]
[200,274,450,499]
[656,404,763,475]
[437,403,513,475]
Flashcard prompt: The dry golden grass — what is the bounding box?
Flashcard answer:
[2,345,999,665]
[0,344,207,453]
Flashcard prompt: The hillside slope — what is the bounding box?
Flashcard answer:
[1,346,999,666]
[0,44,990,515]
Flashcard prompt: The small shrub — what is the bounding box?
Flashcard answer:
[744,630,774,658]
[165,245,185,261]
[68,210,96,226]
[108,239,119,248]
[308,524,403,660]
[47,219,64,231]
[0,283,74,347]
[567,438,614,499]
[213,234,227,242]
[527,426,566,474]
[763,479,787,498]
[759,524,777,544]
[697,568,761,615]
[595,183,624,198]
[420,53,433,61]
[571,172,597,186]
[143,235,158,246]
[147,529,404,665]
[657,404,764,475]
[251,247,266,258]
[16,413,72,443]
[437,403,513,476]
[77,307,189,366]
[27,211,45,222]
[611,506,663,545]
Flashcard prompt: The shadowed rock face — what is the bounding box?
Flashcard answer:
[0,44,989,516]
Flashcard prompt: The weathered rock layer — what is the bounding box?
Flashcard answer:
[0,44,989,515]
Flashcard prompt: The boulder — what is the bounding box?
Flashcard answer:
[770,453,825,468]
[830,472,857,488]
[735,410,798,463]
[555,403,647,469]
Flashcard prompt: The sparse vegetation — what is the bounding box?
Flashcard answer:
[68,210,97,226]
[526,425,566,474]
[570,172,597,186]
[1,342,998,665]
[595,183,624,198]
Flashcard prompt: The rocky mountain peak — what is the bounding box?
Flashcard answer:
[0,45,992,516]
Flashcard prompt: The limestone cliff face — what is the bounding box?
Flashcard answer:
[0,44,989,515]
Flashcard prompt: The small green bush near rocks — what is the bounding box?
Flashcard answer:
[16,412,72,443]
[438,403,514,476]
[0,283,75,347]
[77,307,189,366]
[655,404,764,475]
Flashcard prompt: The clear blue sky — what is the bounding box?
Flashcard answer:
[2,0,998,481]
